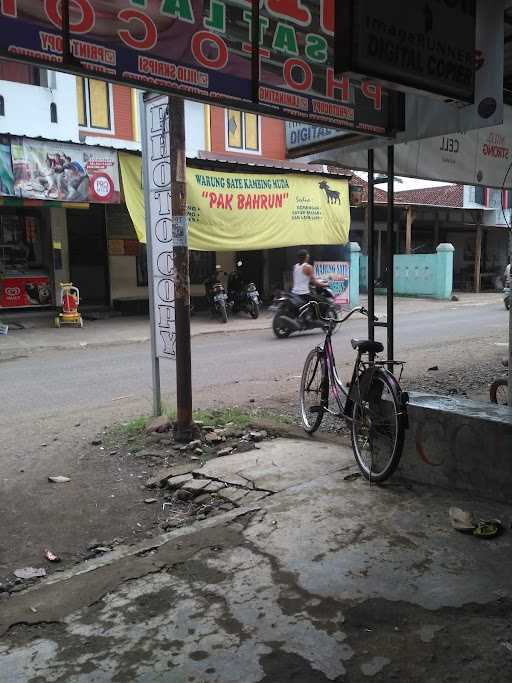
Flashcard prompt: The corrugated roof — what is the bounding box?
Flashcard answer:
[196,151,353,178]
[394,184,464,208]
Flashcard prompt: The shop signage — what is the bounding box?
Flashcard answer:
[144,95,176,361]
[10,138,120,204]
[336,0,476,102]
[285,122,347,153]
[0,1,403,135]
[186,168,350,250]
[318,105,512,190]
[120,156,351,250]
[314,261,349,305]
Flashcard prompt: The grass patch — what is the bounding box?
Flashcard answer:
[191,407,253,429]
[123,415,147,434]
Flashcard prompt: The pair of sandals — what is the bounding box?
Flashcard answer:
[449,507,503,538]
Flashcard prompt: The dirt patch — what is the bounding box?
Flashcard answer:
[0,416,277,595]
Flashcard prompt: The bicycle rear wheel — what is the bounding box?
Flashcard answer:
[490,378,508,405]
[350,368,404,483]
[300,348,328,433]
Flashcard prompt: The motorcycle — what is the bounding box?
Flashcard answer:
[227,261,261,319]
[272,285,342,338]
[504,287,510,310]
[204,266,229,323]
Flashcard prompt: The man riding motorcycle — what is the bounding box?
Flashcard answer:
[292,249,328,304]
[272,249,339,338]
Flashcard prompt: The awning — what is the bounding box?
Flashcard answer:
[119,153,350,251]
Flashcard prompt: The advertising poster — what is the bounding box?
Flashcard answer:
[0,136,14,197]
[324,105,512,190]
[0,1,401,135]
[119,154,351,250]
[0,275,52,308]
[314,261,349,305]
[11,138,120,203]
[186,168,350,251]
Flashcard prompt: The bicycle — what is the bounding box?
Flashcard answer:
[490,358,508,405]
[299,303,408,483]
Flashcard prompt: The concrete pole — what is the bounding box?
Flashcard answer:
[474,223,482,293]
[405,206,414,255]
[168,96,194,439]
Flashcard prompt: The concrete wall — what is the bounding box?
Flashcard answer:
[0,72,79,142]
[360,244,454,299]
[185,101,206,158]
[398,393,512,504]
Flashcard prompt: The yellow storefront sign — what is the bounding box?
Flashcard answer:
[119,153,350,250]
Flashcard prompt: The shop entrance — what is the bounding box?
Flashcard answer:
[67,205,109,306]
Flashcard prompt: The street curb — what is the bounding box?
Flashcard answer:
[248,416,352,449]
[0,321,274,360]
[2,505,262,600]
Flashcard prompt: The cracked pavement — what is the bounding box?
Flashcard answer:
[2,439,512,682]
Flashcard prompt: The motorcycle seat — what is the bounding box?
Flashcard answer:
[351,339,384,354]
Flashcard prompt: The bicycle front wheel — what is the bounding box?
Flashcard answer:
[350,368,404,483]
[300,348,328,433]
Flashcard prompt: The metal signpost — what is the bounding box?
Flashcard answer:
[141,92,194,435]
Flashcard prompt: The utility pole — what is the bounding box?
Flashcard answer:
[168,96,194,439]
[508,228,512,408]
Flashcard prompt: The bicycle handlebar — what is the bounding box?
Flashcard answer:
[305,301,378,326]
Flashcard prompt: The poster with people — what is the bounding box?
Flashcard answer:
[11,138,120,203]
[0,136,14,197]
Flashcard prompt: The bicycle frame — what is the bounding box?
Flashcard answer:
[321,326,365,421]
[305,304,406,423]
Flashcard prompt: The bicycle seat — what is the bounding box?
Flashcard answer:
[351,339,384,354]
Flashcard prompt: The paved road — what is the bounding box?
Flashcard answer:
[1,299,507,424]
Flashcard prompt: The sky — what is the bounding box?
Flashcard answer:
[354,172,453,192]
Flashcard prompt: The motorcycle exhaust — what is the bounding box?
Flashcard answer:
[278,315,302,332]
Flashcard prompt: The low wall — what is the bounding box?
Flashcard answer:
[398,393,512,503]
[359,244,454,299]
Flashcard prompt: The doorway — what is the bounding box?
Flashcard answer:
[67,205,109,306]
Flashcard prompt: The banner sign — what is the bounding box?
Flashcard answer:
[314,261,349,305]
[11,138,120,203]
[0,1,402,135]
[186,168,350,251]
[0,136,14,197]
[119,154,351,250]
[336,0,476,102]
[143,95,176,361]
[317,105,512,190]
[285,121,347,152]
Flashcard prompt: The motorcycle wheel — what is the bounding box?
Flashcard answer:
[505,297,510,311]
[218,302,228,323]
[272,314,291,338]
[249,300,260,319]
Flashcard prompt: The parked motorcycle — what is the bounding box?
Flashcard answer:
[272,286,342,338]
[227,261,261,319]
[204,266,229,323]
